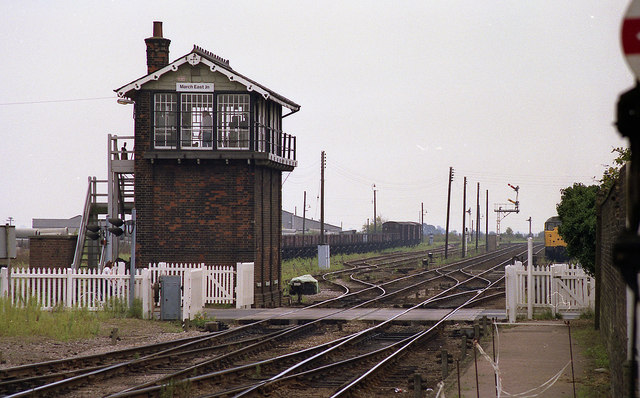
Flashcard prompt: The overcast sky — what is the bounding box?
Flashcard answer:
[0,1,632,234]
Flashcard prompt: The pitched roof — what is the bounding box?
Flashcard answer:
[115,45,300,111]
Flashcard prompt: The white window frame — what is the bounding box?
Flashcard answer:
[153,93,178,149]
[180,93,214,150]
[217,94,250,150]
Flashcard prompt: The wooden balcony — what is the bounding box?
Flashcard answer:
[144,124,297,171]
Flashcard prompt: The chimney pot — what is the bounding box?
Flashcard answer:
[145,21,170,74]
[153,21,163,38]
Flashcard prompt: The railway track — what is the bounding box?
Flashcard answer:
[2,243,535,397]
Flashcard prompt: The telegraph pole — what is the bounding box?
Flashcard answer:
[476,182,480,251]
[462,176,467,258]
[445,167,453,259]
[302,191,307,236]
[373,184,377,233]
[421,202,424,243]
[320,151,325,244]
[486,189,489,251]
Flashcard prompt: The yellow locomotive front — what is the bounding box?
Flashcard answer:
[544,216,568,262]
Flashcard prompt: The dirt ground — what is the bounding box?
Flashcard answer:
[0,318,205,369]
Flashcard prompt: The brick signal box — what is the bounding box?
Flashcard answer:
[115,22,300,307]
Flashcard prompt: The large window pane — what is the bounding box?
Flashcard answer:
[217,94,250,150]
[154,93,177,148]
[181,93,214,150]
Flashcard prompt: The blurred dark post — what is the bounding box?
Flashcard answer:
[476,182,480,251]
[445,167,453,258]
[462,177,467,258]
[302,191,307,236]
[614,82,640,398]
[486,190,489,252]
[320,151,325,244]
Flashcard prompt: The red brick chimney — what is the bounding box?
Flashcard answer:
[145,21,171,74]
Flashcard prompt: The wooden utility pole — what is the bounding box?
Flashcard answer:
[373,184,377,233]
[421,202,424,243]
[320,151,325,244]
[486,189,489,251]
[476,182,480,251]
[462,177,467,258]
[302,191,307,236]
[445,167,453,259]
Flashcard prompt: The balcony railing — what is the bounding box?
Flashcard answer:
[254,123,296,162]
[151,122,296,165]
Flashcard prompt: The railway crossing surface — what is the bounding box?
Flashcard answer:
[203,307,506,323]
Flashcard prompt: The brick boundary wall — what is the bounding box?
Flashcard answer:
[29,235,77,269]
[597,165,629,397]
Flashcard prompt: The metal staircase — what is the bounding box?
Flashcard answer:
[72,135,134,269]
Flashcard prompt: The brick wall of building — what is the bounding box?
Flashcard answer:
[253,166,282,306]
[29,236,77,269]
[136,160,256,264]
[597,167,629,397]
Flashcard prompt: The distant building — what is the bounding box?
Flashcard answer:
[282,210,341,234]
[32,216,81,233]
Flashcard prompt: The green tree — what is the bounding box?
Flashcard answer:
[504,227,514,243]
[556,183,598,275]
[600,146,631,191]
[360,215,388,233]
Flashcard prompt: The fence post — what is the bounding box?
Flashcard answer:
[551,264,557,318]
[506,264,517,323]
[0,267,7,297]
[527,238,533,319]
[236,262,254,309]
[141,269,151,319]
[66,268,74,308]
[183,270,192,321]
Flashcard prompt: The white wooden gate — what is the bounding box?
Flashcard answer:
[505,262,594,320]
[147,262,236,305]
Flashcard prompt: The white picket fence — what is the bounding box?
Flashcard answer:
[505,262,595,320]
[0,266,151,313]
[0,262,255,320]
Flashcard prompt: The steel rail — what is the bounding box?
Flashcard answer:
[0,325,296,395]
[7,245,524,397]
[230,247,527,397]
[330,253,526,397]
[106,246,522,397]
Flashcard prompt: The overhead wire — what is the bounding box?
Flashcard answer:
[0,96,116,106]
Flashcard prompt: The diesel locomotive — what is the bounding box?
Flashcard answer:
[544,216,568,262]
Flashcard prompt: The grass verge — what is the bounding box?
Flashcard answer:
[0,297,181,341]
[571,318,610,398]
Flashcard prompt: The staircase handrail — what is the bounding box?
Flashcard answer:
[72,177,94,270]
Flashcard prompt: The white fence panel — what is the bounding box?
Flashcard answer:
[184,269,204,320]
[505,262,594,320]
[0,266,152,318]
[236,262,254,309]
[1,261,253,320]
